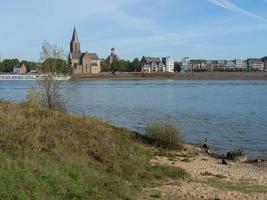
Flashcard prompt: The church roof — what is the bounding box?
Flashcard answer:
[82,53,99,60]
[71,27,79,42]
[70,52,82,60]
[70,52,99,60]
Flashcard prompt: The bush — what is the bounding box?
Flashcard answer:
[145,123,182,149]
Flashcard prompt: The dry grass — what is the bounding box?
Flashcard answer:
[145,123,182,150]
[0,101,188,200]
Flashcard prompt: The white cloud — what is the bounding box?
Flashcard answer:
[104,24,267,49]
[207,0,266,21]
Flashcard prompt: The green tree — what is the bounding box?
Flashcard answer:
[111,59,132,72]
[111,59,121,72]
[129,58,141,72]
[118,60,129,71]
[0,59,20,72]
[42,58,71,75]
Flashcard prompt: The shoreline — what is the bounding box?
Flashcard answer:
[134,132,266,165]
[149,142,267,200]
[1,100,266,200]
[72,72,267,80]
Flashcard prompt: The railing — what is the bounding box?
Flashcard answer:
[0,74,71,81]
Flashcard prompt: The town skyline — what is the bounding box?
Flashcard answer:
[0,0,267,61]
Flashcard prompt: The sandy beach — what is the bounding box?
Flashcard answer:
[142,144,267,200]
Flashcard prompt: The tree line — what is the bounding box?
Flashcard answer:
[0,59,40,73]
[1,57,142,73]
[0,58,70,74]
[101,58,141,72]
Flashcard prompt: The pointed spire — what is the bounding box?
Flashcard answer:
[71,26,79,42]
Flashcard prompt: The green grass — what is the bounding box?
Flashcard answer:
[150,190,162,198]
[0,101,188,200]
[149,165,190,180]
[206,177,267,194]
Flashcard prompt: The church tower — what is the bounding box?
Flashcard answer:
[70,27,80,53]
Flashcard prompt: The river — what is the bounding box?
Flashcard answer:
[0,79,266,158]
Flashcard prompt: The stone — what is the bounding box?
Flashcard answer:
[222,159,228,165]
[206,149,212,154]
[226,149,247,162]
[196,147,202,152]
[252,158,263,163]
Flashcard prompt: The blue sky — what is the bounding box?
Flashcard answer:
[0,0,267,61]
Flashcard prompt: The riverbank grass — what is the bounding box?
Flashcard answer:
[0,101,189,199]
[145,123,182,150]
[206,177,267,194]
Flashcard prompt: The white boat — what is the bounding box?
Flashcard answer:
[0,74,71,81]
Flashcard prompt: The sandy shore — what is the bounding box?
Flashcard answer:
[73,72,267,80]
[142,144,267,200]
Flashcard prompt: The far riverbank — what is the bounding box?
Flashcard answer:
[72,72,267,80]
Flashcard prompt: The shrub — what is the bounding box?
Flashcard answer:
[145,123,182,149]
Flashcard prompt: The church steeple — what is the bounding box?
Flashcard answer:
[70,27,80,53]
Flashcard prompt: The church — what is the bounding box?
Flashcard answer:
[68,27,101,75]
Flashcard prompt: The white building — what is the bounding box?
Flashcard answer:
[247,58,264,71]
[181,57,190,72]
[13,64,27,74]
[226,60,235,69]
[140,56,166,72]
[162,56,174,73]
[235,58,243,69]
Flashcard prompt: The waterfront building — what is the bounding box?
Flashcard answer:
[226,60,235,69]
[216,60,227,70]
[206,60,216,71]
[242,60,248,71]
[13,64,27,74]
[235,58,244,69]
[262,56,267,72]
[162,56,174,73]
[68,27,101,75]
[205,60,227,71]
[106,48,119,65]
[140,56,165,72]
[247,58,264,71]
[30,69,37,74]
[174,62,182,72]
[181,57,190,72]
[189,60,207,71]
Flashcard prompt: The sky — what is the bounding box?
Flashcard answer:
[0,0,267,61]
